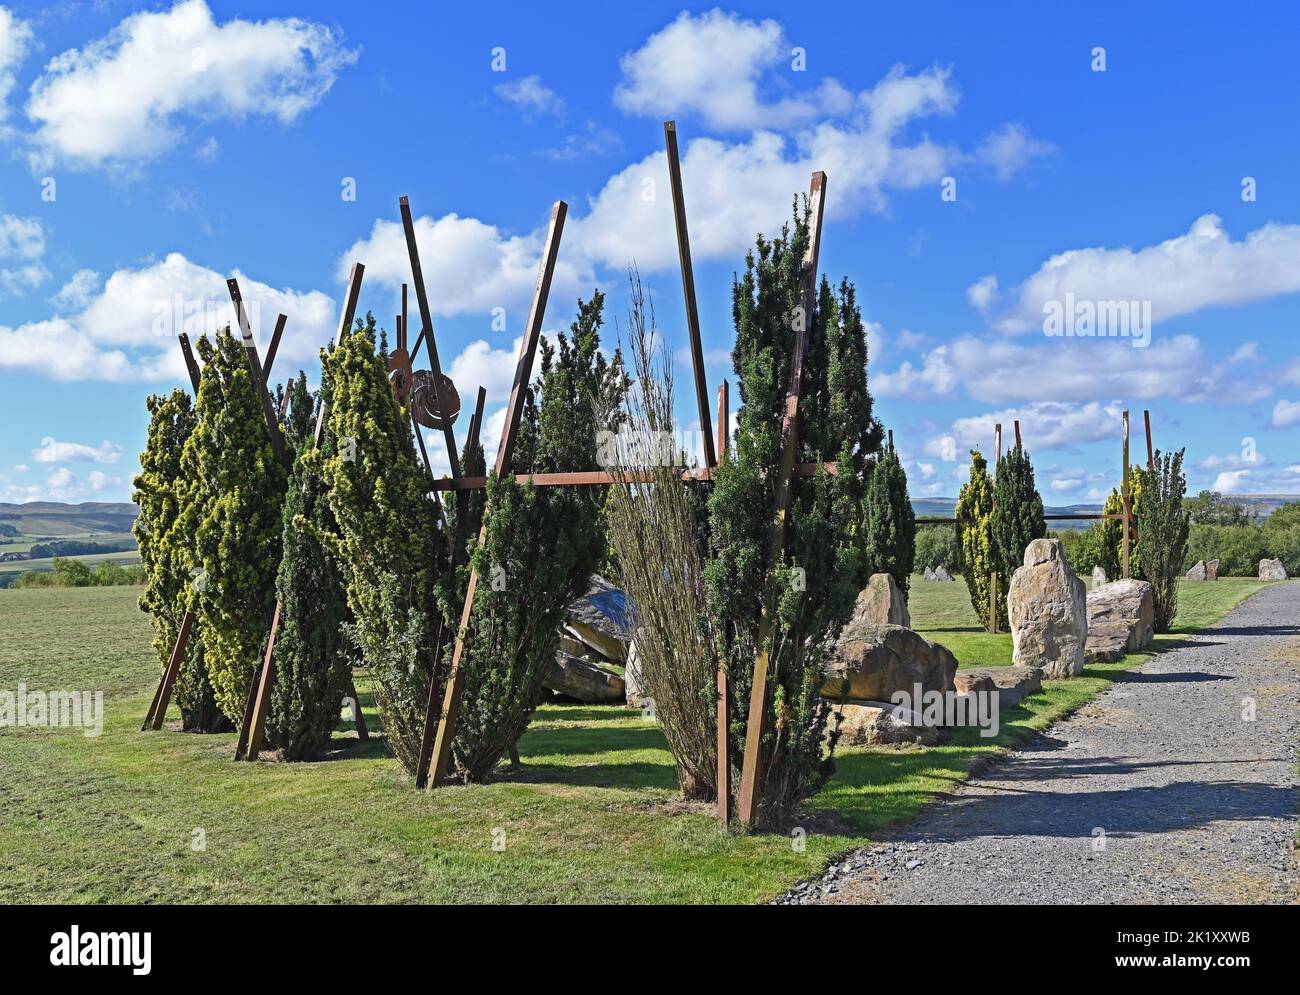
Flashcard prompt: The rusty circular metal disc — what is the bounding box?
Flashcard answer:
[387,348,414,404]
[411,369,461,429]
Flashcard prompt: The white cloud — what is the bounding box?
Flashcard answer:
[975,122,1055,180]
[494,75,563,116]
[1050,476,1084,494]
[1211,469,1251,494]
[52,269,101,310]
[446,337,526,407]
[46,467,73,489]
[1229,341,1259,364]
[0,5,32,123]
[923,433,957,462]
[873,345,955,398]
[1271,398,1300,429]
[984,214,1300,334]
[33,437,122,464]
[946,401,1125,453]
[614,10,841,131]
[25,0,357,169]
[966,273,997,313]
[0,252,335,382]
[0,214,43,259]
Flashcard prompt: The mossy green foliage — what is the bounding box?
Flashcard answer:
[321,315,444,775]
[706,204,884,829]
[439,292,628,782]
[955,449,1004,630]
[864,447,915,594]
[915,524,960,573]
[264,373,354,760]
[1132,449,1190,631]
[990,444,1046,576]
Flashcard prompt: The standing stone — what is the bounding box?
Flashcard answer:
[1185,560,1207,581]
[924,566,936,581]
[1091,565,1107,589]
[1259,558,1288,581]
[623,635,649,709]
[852,572,911,627]
[1085,578,1155,661]
[1008,538,1087,678]
[1206,558,1220,580]
[933,565,955,582]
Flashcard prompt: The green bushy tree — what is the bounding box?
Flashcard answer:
[915,524,960,573]
[321,315,445,775]
[437,292,629,782]
[264,373,354,760]
[705,203,883,828]
[864,447,915,593]
[181,329,287,723]
[955,450,1003,630]
[1132,449,1189,631]
[990,445,1046,578]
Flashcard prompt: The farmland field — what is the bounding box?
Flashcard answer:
[0,577,1267,904]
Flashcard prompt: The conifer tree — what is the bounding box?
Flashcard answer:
[437,293,629,781]
[264,373,353,759]
[990,444,1047,577]
[133,389,228,731]
[321,315,444,774]
[864,446,916,594]
[705,203,883,828]
[180,329,286,722]
[955,450,1004,630]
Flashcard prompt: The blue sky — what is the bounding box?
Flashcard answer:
[1,0,1298,506]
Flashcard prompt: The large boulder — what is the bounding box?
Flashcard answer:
[852,572,911,627]
[564,575,634,662]
[1260,558,1288,581]
[822,624,957,703]
[1186,560,1207,581]
[1008,538,1087,678]
[1085,579,1154,662]
[1206,558,1220,581]
[953,666,1044,710]
[544,651,625,704]
[622,636,650,709]
[933,565,955,582]
[827,700,945,747]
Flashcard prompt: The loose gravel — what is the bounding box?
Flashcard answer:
[780,581,1300,905]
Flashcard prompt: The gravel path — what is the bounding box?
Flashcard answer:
[783,581,1300,905]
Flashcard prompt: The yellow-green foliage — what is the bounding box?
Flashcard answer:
[181,329,287,723]
[955,449,1004,630]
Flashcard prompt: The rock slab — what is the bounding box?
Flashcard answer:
[1008,538,1087,678]
[1186,560,1207,581]
[822,624,957,703]
[1085,578,1155,664]
[545,651,625,704]
[953,666,1044,709]
[1259,558,1288,581]
[853,572,911,627]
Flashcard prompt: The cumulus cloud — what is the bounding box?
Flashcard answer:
[974,122,1055,180]
[52,268,100,310]
[0,213,48,297]
[25,0,357,169]
[982,214,1300,334]
[0,5,32,124]
[0,252,335,382]
[942,401,1125,454]
[1271,398,1300,429]
[494,75,563,116]
[33,437,122,464]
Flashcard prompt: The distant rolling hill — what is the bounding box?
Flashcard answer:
[913,497,1104,528]
[0,502,138,537]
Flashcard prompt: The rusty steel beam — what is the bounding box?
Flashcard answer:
[262,313,287,384]
[715,379,731,826]
[664,120,716,469]
[178,334,202,395]
[736,172,826,827]
[227,279,288,468]
[144,609,194,730]
[315,263,365,446]
[417,200,568,790]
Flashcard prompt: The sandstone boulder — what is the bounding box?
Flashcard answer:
[953,666,1044,710]
[924,566,935,581]
[1186,560,1207,581]
[1206,558,1220,581]
[822,624,957,702]
[1086,579,1154,662]
[852,572,911,627]
[1260,558,1288,581]
[544,651,625,704]
[1008,538,1087,678]
[828,700,945,747]
[1091,565,1107,589]
[622,636,650,709]
[933,565,955,582]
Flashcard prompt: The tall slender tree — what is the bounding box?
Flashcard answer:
[990,444,1047,578]
[955,449,1004,630]
[864,447,916,594]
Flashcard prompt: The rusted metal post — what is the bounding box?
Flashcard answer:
[1014,419,1022,450]
[887,428,894,453]
[144,609,194,730]
[1122,410,1131,579]
[227,280,288,468]
[665,120,716,469]
[736,172,826,828]
[715,379,731,826]
[178,334,202,395]
[1144,409,1154,470]
[417,200,568,790]
[262,313,287,384]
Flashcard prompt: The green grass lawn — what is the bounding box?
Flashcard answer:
[0,576,1268,904]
